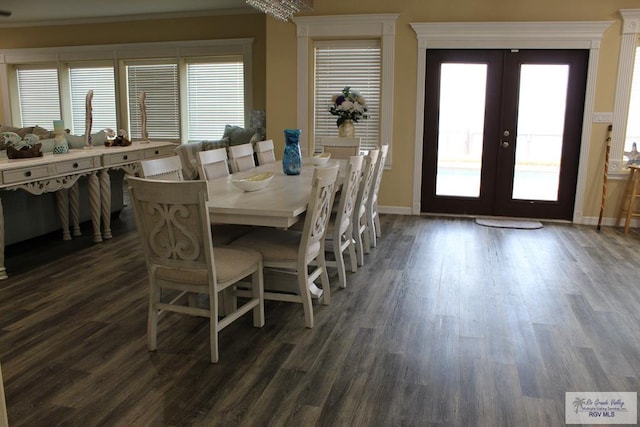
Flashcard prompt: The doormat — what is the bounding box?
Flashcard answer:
[475,218,543,229]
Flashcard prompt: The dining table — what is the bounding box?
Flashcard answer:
[207,158,345,228]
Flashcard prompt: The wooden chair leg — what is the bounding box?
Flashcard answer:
[363,224,372,254]
[298,273,314,329]
[252,267,265,327]
[334,240,347,289]
[353,226,365,266]
[147,281,159,352]
[319,254,331,306]
[367,213,377,249]
[209,292,219,363]
[347,239,358,273]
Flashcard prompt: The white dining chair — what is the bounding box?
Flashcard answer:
[367,144,389,248]
[255,139,276,165]
[197,147,252,245]
[127,176,264,363]
[197,147,230,180]
[231,164,340,328]
[320,136,361,159]
[228,143,256,173]
[139,155,184,181]
[324,155,364,288]
[352,149,379,266]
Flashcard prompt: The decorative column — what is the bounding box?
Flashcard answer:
[55,189,72,240]
[69,184,81,237]
[88,171,102,243]
[100,169,112,239]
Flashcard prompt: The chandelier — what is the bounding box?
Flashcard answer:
[246,0,313,22]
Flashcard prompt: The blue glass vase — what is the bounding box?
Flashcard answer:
[282,129,302,175]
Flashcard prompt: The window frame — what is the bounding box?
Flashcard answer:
[0,38,253,142]
[183,55,246,142]
[313,39,382,153]
[612,9,640,175]
[13,65,61,128]
[292,14,398,163]
[124,59,180,141]
[66,61,117,135]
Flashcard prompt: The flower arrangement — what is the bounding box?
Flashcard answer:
[329,86,368,127]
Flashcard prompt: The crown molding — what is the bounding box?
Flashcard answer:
[411,21,613,48]
[0,8,258,29]
[620,9,640,34]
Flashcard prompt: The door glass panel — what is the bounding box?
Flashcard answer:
[436,63,487,197]
[513,64,568,201]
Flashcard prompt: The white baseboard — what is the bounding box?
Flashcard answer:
[378,205,412,215]
[578,215,639,228]
[376,208,639,230]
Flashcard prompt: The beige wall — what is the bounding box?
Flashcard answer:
[265,0,639,221]
[0,13,267,122]
[2,0,640,221]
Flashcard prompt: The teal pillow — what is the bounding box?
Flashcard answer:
[65,130,108,149]
[222,125,257,146]
[203,138,229,151]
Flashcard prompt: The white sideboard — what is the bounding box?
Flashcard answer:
[0,140,177,279]
[96,141,177,240]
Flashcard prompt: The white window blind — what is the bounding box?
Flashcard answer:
[7,40,252,141]
[16,68,61,128]
[314,41,381,152]
[187,57,245,141]
[126,63,179,140]
[70,66,117,135]
[625,45,640,153]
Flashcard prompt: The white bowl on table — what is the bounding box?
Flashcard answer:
[232,172,274,192]
[312,152,331,166]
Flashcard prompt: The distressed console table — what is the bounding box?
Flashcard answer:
[0,140,176,279]
[96,141,176,240]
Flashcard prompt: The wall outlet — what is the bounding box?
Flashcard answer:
[592,112,613,123]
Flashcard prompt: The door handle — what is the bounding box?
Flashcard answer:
[501,141,510,148]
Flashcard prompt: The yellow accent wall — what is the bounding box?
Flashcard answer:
[2,0,640,221]
[0,14,267,120]
[266,0,640,221]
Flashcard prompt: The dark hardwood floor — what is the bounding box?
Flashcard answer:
[1,209,639,426]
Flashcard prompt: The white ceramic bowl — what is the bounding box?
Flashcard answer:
[232,172,274,192]
[312,152,331,166]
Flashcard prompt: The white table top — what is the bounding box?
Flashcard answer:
[207,158,344,228]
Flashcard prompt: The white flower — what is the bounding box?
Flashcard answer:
[329,86,369,127]
[339,100,354,111]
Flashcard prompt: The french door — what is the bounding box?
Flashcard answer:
[421,49,588,220]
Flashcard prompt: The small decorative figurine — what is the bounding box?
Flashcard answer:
[84,90,94,149]
[140,91,150,143]
[624,142,640,166]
